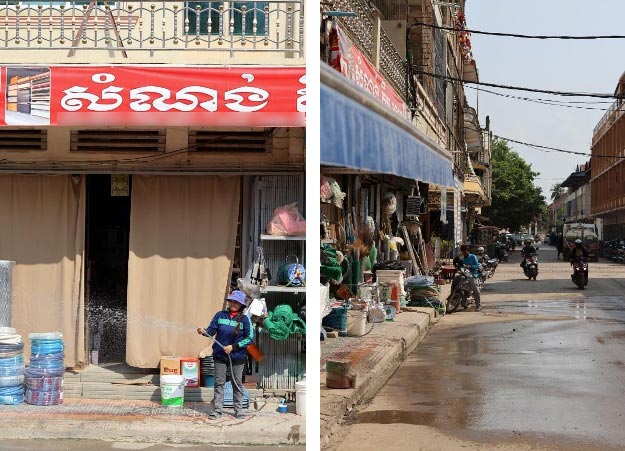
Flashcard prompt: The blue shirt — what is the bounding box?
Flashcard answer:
[203,310,254,363]
[463,253,480,278]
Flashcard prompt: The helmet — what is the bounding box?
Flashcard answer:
[575,239,582,245]
[524,239,531,245]
[476,246,485,255]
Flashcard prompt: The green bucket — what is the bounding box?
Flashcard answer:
[160,375,184,407]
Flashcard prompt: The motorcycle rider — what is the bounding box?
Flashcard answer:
[520,239,537,271]
[476,246,488,262]
[457,245,482,311]
[569,238,589,264]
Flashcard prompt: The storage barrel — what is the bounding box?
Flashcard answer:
[295,380,306,416]
[160,374,184,407]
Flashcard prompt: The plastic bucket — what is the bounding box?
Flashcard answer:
[201,375,215,388]
[160,375,184,407]
[295,380,306,416]
[346,310,367,337]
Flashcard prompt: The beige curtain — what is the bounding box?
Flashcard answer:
[126,175,240,368]
[0,174,86,367]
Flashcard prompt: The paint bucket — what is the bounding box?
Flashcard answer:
[295,380,306,416]
[346,310,367,337]
[160,374,184,407]
[277,403,288,413]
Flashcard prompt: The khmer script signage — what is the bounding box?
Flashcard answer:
[0,66,305,127]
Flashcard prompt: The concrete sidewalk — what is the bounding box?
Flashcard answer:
[320,284,450,447]
[0,395,305,446]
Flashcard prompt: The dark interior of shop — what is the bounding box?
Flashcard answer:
[85,174,131,365]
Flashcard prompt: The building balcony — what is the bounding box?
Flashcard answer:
[463,173,486,206]
[0,1,303,64]
[592,97,625,144]
[324,0,407,101]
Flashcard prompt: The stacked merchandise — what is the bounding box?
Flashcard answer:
[200,356,215,387]
[224,381,250,409]
[0,327,25,405]
[25,332,64,405]
[405,275,446,314]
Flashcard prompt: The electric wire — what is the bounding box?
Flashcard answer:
[465,85,622,111]
[410,21,625,40]
[492,133,625,160]
[417,70,624,99]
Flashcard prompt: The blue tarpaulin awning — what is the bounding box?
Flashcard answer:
[320,64,454,187]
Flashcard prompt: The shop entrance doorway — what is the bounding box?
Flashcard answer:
[85,174,131,365]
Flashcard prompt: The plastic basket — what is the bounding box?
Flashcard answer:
[223,381,250,408]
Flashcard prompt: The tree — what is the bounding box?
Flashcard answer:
[482,138,546,231]
[550,183,565,201]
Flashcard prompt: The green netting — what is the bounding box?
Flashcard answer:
[263,305,306,341]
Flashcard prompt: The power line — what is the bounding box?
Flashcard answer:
[411,21,625,40]
[465,85,620,111]
[492,134,625,160]
[417,70,623,99]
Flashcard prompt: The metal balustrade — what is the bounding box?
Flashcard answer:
[329,0,408,101]
[0,1,303,56]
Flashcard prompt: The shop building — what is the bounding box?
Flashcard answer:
[0,1,305,391]
[320,0,491,249]
[590,72,625,240]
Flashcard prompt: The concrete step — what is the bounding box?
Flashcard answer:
[62,363,263,402]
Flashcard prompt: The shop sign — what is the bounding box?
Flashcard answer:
[330,25,410,120]
[0,66,305,127]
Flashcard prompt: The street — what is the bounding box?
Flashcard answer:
[327,246,625,451]
[0,441,303,451]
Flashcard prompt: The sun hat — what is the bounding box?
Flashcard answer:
[226,290,248,306]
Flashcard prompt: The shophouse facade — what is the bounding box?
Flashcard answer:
[321,0,491,252]
[590,72,625,240]
[0,1,306,391]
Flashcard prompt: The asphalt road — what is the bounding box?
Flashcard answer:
[329,246,625,451]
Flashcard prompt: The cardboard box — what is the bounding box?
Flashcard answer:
[180,358,200,388]
[160,356,181,376]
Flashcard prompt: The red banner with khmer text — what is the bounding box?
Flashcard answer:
[1,66,305,127]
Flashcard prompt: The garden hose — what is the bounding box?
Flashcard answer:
[198,330,246,396]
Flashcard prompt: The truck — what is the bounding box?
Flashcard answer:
[562,222,599,262]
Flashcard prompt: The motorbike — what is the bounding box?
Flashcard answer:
[571,257,589,289]
[479,254,498,278]
[522,253,539,280]
[495,241,509,262]
[446,265,479,314]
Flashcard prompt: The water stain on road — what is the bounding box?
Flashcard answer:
[355,296,625,450]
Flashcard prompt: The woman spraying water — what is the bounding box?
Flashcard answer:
[197,290,253,419]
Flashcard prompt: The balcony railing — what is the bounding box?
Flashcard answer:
[593,97,625,140]
[327,0,406,101]
[0,1,303,56]
[379,30,406,98]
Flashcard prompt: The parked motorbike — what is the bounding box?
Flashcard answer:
[495,241,509,262]
[446,266,478,314]
[479,254,498,278]
[571,257,589,289]
[522,253,539,280]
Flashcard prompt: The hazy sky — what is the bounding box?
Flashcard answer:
[463,1,625,200]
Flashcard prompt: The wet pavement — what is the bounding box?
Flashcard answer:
[328,249,625,451]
